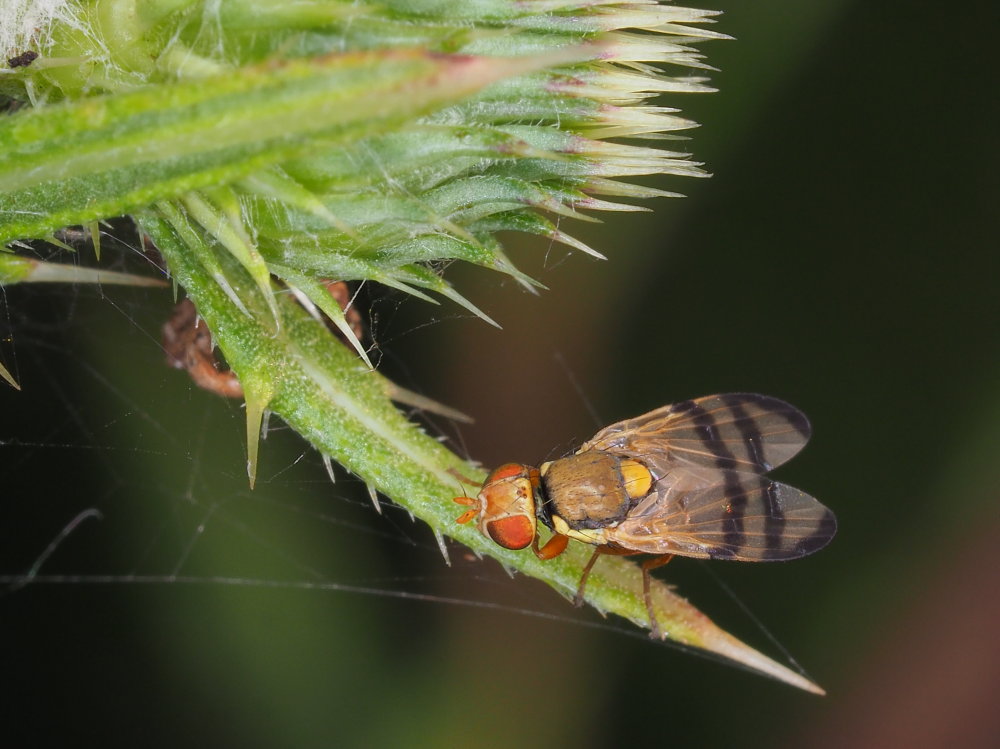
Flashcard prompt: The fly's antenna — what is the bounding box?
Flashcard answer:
[448,466,478,524]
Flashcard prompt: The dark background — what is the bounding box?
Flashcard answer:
[3,0,998,746]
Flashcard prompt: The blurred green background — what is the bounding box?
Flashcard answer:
[3,0,998,746]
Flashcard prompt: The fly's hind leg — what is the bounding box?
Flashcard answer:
[640,554,675,640]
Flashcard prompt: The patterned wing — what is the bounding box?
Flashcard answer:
[608,467,836,561]
[580,393,811,477]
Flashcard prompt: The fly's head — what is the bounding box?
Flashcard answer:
[454,463,541,550]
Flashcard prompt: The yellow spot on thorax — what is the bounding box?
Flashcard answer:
[619,459,653,499]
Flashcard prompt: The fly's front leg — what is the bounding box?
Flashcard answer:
[446,466,482,487]
[532,533,568,561]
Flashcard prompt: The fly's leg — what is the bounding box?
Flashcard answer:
[640,554,675,639]
[573,548,604,607]
[532,533,568,561]
[446,466,482,487]
[572,545,635,607]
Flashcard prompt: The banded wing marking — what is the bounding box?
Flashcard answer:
[580,393,811,476]
[609,468,836,561]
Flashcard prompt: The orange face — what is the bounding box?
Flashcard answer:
[455,463,540,550]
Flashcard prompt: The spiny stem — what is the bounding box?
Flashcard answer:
[143,209,825,695]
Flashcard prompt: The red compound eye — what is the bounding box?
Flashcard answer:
[486,515,534,550]
[486,463,527,483]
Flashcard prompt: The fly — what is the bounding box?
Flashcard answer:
[455,393,836,637]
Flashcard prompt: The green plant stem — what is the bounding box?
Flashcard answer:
[142,209,825,695]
